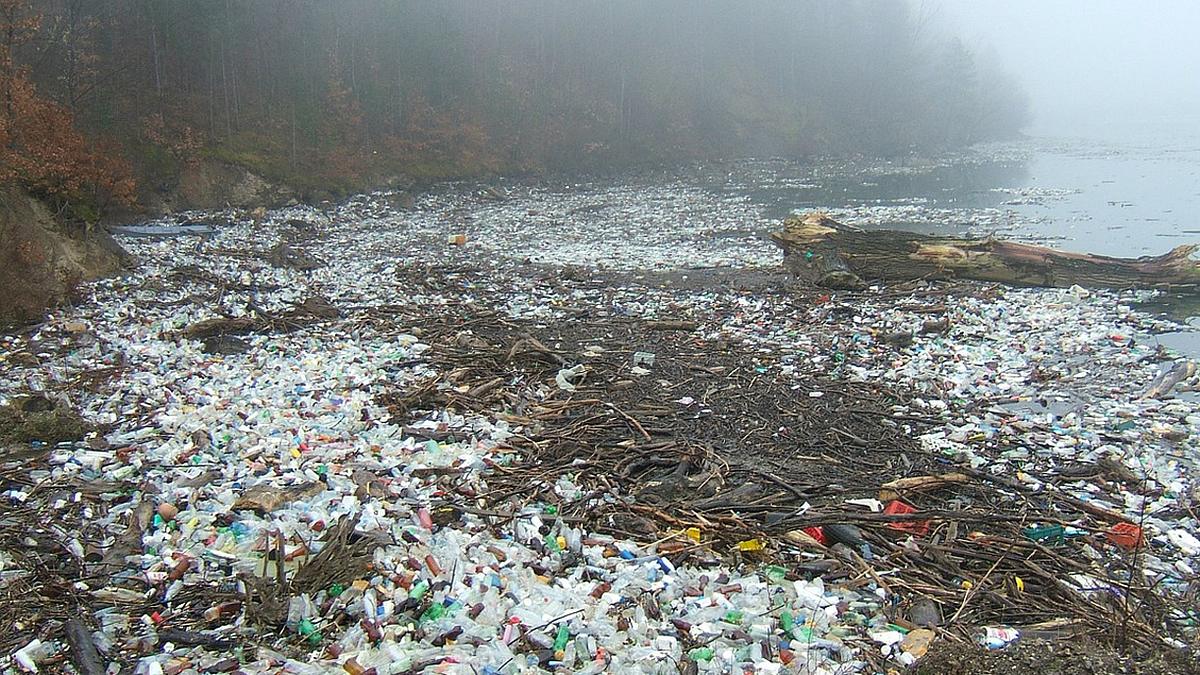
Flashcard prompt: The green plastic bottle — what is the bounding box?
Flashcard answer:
[765,565,788,584]
[298,619,322,644]
[419,604,446,623]
[554,624,570,652]
[780,611,795,636]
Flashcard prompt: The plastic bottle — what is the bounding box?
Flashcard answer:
[298,618,322,644]
[978,626,1020,649]
[416,507,433,531]
[553,623,570,658]
[362,588,377,620]
[286,596,307,630]
[779,610,795,637]
[563,527,583,554]
[13,639,42,673]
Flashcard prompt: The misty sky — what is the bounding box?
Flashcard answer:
[939,0,1200,141]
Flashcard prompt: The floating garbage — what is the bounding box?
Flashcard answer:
[882,500,929,536]
[979,626,1020,650]
[1106,522,1143,551]
[632,351,656,367]
[1,168,1197,673]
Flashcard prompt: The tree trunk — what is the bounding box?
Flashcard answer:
[1,9,16,141]
[771,213,1200,292]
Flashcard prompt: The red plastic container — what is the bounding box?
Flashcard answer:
[801,526,827,545]
[884,500,930,536]
[1106,522,1143,550]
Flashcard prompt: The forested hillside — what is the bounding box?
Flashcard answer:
[2,0,1028,212]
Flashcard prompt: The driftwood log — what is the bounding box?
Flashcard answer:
[771,213,1200,291]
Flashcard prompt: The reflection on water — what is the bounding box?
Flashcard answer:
[1155,330,1200,365]
[1014,140,1200,257]
[720,137,1200,258]
[1137,293,1200,360]
[716,155,1034,222]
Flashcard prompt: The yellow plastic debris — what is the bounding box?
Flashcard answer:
[735,539,765,552]
[685,527,701,543]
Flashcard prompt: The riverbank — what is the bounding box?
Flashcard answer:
[1,185,1197,673]
[0,186,128,325]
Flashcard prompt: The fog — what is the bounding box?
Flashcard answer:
[3,3,1200,668]
[941,0,1200,142]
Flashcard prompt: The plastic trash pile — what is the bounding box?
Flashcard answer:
[1,169,1198,674]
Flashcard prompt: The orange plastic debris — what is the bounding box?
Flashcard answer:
[883,500,930,537]
[1106,522,1143,550]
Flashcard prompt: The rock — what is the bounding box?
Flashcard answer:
[883,330,914,347]
[0,399,91,443]
[182,317,260,340]
[819,270,867,290]
[86,435,110,450]
[479,186,508,202]
[284,218,317,231]
[920,318,951,334]
[190,430,211,451]
[386,192,415,210]
[292,296,341,319]
[20,395,55,413]
[172,159,295,211]
[266,241,323,270]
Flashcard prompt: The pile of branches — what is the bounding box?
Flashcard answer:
[378,306,1197,657]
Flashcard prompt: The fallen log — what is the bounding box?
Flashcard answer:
[771,212,1200,291]
[1141,359,1197,399]
[174,295,339,340]
[64,619,106,675]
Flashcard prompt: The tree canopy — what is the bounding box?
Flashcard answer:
[1,0,1029,209]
